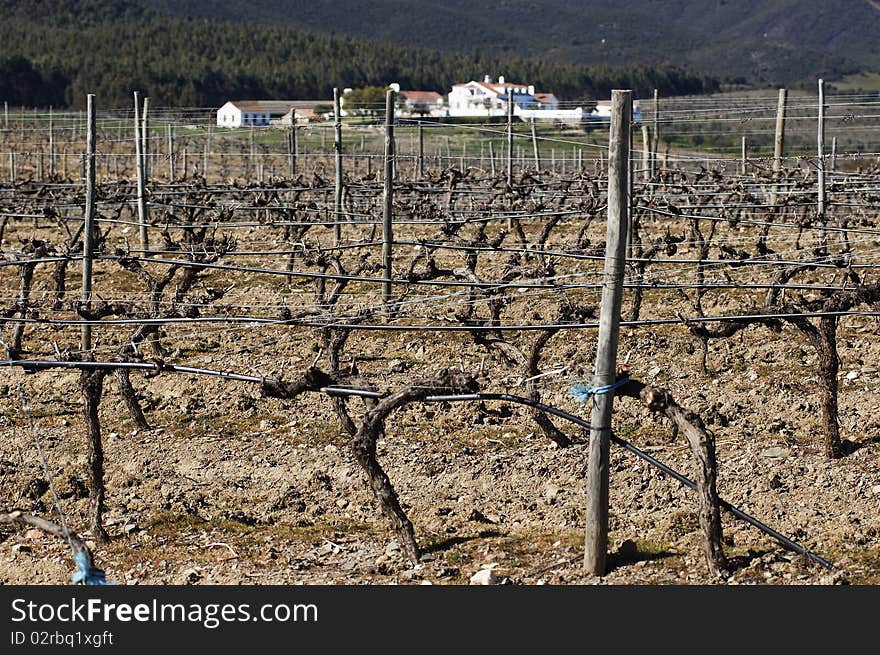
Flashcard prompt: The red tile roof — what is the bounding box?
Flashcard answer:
[400,91,443,102]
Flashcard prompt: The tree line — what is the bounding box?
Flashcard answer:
[0,3,719,109]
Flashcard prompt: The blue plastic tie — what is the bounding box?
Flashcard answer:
[71,550,113,585]
[569,377,630,403]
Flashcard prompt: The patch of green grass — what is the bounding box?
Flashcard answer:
[831,72,880,93]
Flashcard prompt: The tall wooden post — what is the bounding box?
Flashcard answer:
[531,118,540,171]
[418,120,425,178]
[133,92,149,252]
[167,124,175,182]
[333,87,344,244]
[741,136,747,175]
[506,90,514,187]
[48,106,55,178]
[584,89,631,576]
[651,89,659,177]
[81,94,96,351]
[141,97,150,182]
[772,88,787,205]
[8,152,14,181]
[817,79,826,220]
[382,89,395,305]
[288,108,296,177]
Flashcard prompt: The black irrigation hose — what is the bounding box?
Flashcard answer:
[3,358,834,570]
[420,391,835,570]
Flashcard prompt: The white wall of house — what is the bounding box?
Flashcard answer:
[448,82,508,118]
[217,102,242,128]
[216,102,274,128]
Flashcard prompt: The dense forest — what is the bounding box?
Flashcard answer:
[0,0,718,108]
[145,0,880,87]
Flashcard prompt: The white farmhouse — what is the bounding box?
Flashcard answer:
[216,100,327,127]
[447,75,583,123]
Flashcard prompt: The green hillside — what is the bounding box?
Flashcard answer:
[0,0,716,108]
[145,0,880,86]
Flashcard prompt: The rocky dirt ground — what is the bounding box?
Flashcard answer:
[2,310,878,586]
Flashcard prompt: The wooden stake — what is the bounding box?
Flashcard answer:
[831,136,837,170]
[531,118,540,171]
[334,88,343,244]
[418,121,424,178]
[651,89,659,177]
[133,92,149,251]
[167,124,175,181]
[48,106,55,178]
[817,79,826,220]
[584,89,631,576]
[142,97,150,182]
[82,94,96,352]
[382,89,395,305]
[641,124,650,182]
[288,108,296,177]
[741,136,747,175]
[488,140,496,176]
[507,90,514,188]
[772,88,787,205]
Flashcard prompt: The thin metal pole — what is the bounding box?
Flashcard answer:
[81,94,96,352]
[585,89,631,576]
[382,89,395,305]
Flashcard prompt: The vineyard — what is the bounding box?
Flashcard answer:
[1,88,879,585]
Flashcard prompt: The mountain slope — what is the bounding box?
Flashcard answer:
[143,0,880,84]
[0,0,716,108]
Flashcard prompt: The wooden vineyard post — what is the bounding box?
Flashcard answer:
[288,108,297,177]
[772,88,786,205]
[584,89,631,576]
[641,124,650,182]
[167,124,175,182]
[3,101,7,129]
[507,90,514,188]
[741,136,747,175]
[651,89,659,177]
[142,96,150,182]
[531,118,540,171]
[817,79,826,220]
[8,152,13,182]
[488,140,496,176]
[334,88,343,244]
[81,94,96,352]
[48,106,55,178]
[831,136,837,171]
[382,89,395,306]
[418,120,425,178]
[133,92,149,252]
